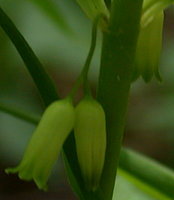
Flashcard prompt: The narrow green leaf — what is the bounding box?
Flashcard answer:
[119,148,174,199]
[0,102,40,125]
[114,173,155,200]
[114,169,171,200]
[0,6,58,107]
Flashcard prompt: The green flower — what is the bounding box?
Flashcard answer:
[75,0,174,82]
[74,97,106,191]
[133,0,174,82]
[133,11,164,82]
[6,98,75,190]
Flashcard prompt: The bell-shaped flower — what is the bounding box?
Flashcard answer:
[6,98,75,190]
[141,0,174,27]
[133,11,163,82]
[133,0,174,82]
[74,97,106,191]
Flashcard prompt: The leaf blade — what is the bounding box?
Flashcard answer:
[119,148,174,199]
[0,6,58,106]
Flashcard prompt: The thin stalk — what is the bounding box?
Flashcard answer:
[97,0,143,199]
[0,103,40,124]
[0,6,58,107]
[68,15,101,99]
[81,15,100,82]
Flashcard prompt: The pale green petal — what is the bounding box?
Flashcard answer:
[134,12,163,82]
[142,0,174,27]
[74,97,106,191]
[5,99,75,190]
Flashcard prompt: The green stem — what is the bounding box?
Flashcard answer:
[82,15,100,81]
[97,0,143,199]
[68,15,101,99]
[0,6,58,107]
[0,103,40,124]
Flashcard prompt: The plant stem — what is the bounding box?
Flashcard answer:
[0,6,58,107]
[68,15,101,99]
[97,0,143,199]
[0,103,40,124]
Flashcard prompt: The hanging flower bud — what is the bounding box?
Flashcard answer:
[6,98,75,190]
[75,0,109,28]
[142,0,174,27]
[74,97,106,191]
[133,0,174,82]
[133,11,164,82]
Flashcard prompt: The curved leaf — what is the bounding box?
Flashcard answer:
[119,148,174,199]
[114,170,171,200]
[0,6,58,106]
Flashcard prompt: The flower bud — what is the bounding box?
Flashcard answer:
[133,11,163,82]
[74,97,106,191]
[6,98,75,190]
[133,0,174,82]
[142,0,173,27]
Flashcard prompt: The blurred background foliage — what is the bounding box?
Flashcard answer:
[0,0,174,199]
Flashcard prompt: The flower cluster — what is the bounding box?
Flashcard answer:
[75,0,174,82]
[6,97,106,191]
